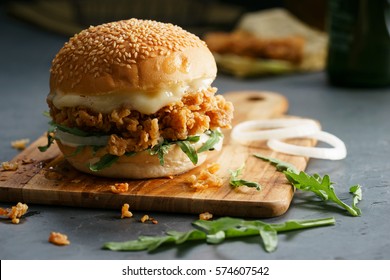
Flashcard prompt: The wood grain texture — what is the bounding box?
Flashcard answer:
[0,91,314,217]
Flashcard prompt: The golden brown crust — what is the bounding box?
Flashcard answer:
[50,19,216,95]
[49,88,233,156]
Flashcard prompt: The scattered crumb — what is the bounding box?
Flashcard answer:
[0,202,28,224]
[199,212,213,221]
[1,161,19,171]
[70,179,81,184]
[11,138,30,150]
[111,182,129,194]
[140,214,149,223]
[48,232,70,246]
[121,203,133,219]
[139,214,158,224]
[186,163,223,190]
[21,158,36,165]
[44,170,64,180]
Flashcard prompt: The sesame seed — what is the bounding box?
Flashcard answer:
[50,18,205,87]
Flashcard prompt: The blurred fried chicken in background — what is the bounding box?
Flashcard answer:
[204,31,305,65]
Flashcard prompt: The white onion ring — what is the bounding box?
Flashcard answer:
[267,131,347,160]
[231,118,321,145]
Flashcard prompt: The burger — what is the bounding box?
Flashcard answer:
[40,19,233,179]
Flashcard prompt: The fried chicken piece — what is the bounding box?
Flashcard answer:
[49,88,233,156]
[204,31,305,64]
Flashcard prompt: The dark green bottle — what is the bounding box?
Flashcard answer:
[326,0,390,87]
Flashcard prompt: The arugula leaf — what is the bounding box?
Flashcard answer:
[104,236,171,251]
[39,120,108,153]
[149,135,200,166]
[149,141,172,166]
[255,154,363,217]
[38,124,56,152]
[284,170,362,216]
[177,141,198,165]
[89,154,119,172]
[64,145,85,158]
[103,217,335,253]
[148,130,221,167]
[124,151,137,157]
[270,218,336,232]
[54,122,107,137]
[259,225,278,252]
[206,231,226,244]
[42,111,51,118]
[186,135,201,143]
[229,164,261,191]
[103,229,206,251]
[195,217,244,234]
[91,145,104,156]
[350,185,362,216]
[253,154,299,173]
[198,130,223,153]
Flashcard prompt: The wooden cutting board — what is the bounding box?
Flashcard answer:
[0,91,315,218]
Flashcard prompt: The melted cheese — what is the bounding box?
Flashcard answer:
[50,78,213,114]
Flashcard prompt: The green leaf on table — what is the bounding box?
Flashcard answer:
[194,217,247,234]
[253,154,299,173]
[103,229,206,252]
[259,225,278,252]
[103,217,335,253]
[255,154,363,217]
[350,185,363,216]
[206,231,226,244]
[284,170,362,217]
[229,164,261,191]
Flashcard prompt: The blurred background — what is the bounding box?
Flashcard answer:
[2,0,329,79]
[3,0,327,36]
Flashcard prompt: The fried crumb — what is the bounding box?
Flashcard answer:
[11,138,30,150]
[111,182,129,194]
[1,161,19,171]
[199,212,213,221]
[185,174,197,184]
[140,214,158,224]
[0,202,28,224]
[48,232,70,246]
[121,203,133,219]
[140,214,149,223]
[187,163,223,190]
[21,158,36,165]
[44,170,64,180]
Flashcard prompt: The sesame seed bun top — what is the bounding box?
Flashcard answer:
[49,18,217,96]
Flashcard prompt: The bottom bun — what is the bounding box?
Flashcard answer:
[56,140,216,179]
